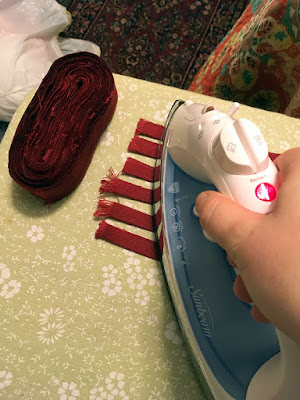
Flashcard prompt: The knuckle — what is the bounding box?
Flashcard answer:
[198,194,222,231]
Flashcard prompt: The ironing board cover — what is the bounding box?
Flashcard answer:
[0,74,299,399]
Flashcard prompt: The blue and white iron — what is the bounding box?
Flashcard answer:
[154,100,300,400]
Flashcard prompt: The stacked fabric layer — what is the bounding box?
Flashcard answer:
[8,52,117,203]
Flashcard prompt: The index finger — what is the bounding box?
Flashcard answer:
[273,148,300,216]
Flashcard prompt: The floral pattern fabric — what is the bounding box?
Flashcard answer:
[190,0,300,118]
[1,74,300,399]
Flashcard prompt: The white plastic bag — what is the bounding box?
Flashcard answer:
[0,0,100,122]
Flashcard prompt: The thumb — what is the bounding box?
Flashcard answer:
[195,191,262,252]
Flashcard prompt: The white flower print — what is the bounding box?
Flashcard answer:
[38,307,64,326]
[63,261,75,272]
[121,152,134,163]
[102,265,122,297]
[0,263,10,285]
[146,314,158,326]
[0,370,12,390]
[89,386,108,400]
[62,245,76,261]
[164,321,183,345]
[149,99,160,108]
[105,372,129,399]
[154,101,174,122]
[103,131,114,146]
[125,256,147,290]
[124,201,133,208]
[135,289,150,306]
[26,225,45,243]
[37,322,65,345]
[122,250,134,257]
[128,83,137,92]
[127,271,146,291]
[124,256,141,275]
[121,152,128,163]
[58,381,80,400]
[146,267,164,287]
[0,280,21,299]
[279,140,290,152]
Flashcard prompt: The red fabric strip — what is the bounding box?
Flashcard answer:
[100,169,154,203]
[99,168,161,204]
[122,158,160,182]
[153,186,161,203]
[155,207,162,229]
[128,136,161,159]
[158,232,164,255]
[94,199,154,231]
[269,152,280,161]
[95,220,159,260]
[154,165,161,181]
[135,119,164,139]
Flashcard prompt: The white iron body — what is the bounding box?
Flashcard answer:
[156,100,300,400]
[167,101,278,214]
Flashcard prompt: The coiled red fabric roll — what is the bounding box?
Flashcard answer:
[9,52,118,203]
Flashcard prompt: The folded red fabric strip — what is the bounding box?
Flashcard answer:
[135,118,164,139]
[122,158,160,182]
[128,136,161,158]
[100,168,161,204]
[95,220,159,260]
[94,199,155,231]
[9,52,118,203]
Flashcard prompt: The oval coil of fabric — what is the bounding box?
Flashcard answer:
[8,51,118,203]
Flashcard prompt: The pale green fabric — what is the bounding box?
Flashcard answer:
[0,74,299,400]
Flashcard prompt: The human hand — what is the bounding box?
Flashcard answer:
[195,147,300,343]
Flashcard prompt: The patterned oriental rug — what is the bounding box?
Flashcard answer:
[59,0,249,89]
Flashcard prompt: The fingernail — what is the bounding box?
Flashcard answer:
[196,191,208,208]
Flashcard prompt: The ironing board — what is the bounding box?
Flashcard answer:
[0,74,299,399]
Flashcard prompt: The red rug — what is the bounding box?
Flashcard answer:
[59,0,249,89]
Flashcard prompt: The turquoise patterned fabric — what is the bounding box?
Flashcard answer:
[251,0,263,12]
